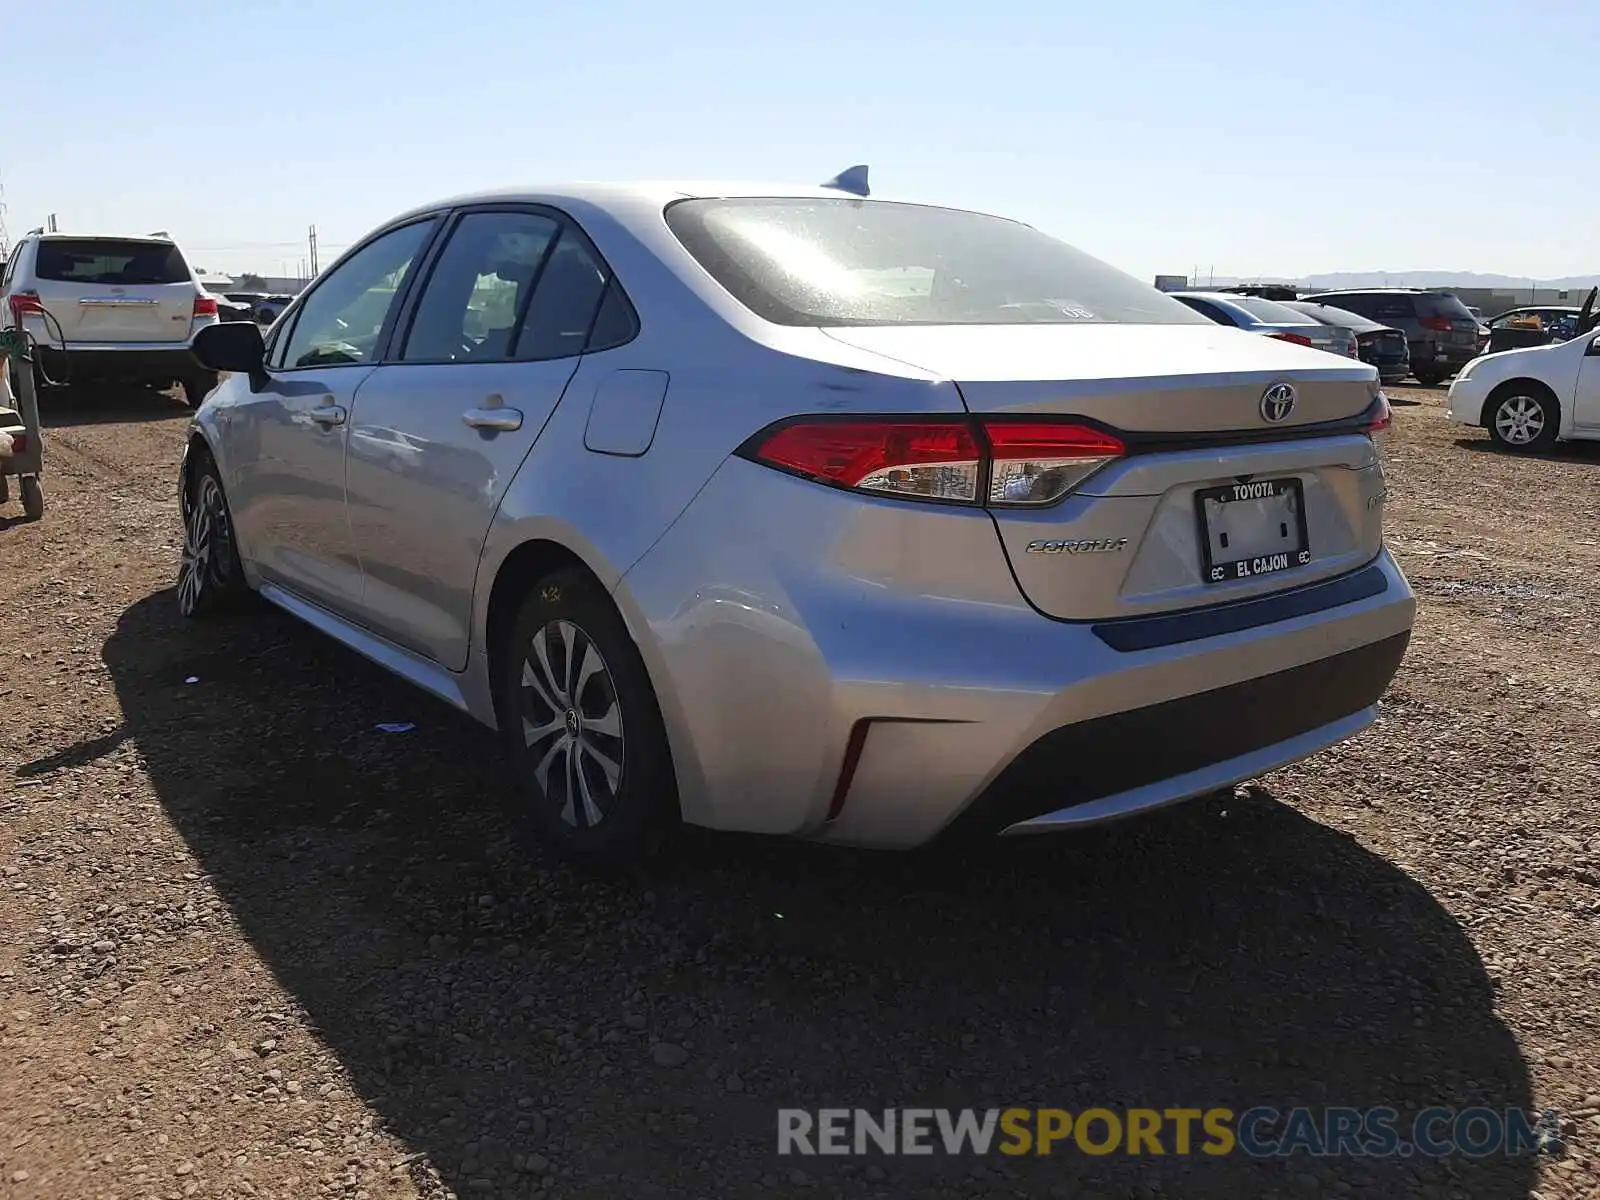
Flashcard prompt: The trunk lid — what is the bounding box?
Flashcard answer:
[825,323,1387,622]
[1256,321,1351,357]
[31,237,197,344]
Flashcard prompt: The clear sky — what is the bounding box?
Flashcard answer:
[4,0,1594,283]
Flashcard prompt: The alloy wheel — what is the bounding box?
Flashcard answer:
[1494,395,1544,446]
[179,476,217,615]
[518,619,626,828]
[178,474,234,616]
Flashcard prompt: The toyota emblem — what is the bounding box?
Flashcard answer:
[1260,383,1296,423]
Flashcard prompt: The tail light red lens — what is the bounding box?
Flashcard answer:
[193,295,218,317]
[1367,394,1392,434]
[1418,316,1452,332]
[751,420,983,502]
[743,417,1125,507]
[8,291,44,322]
[2,433,26,455]
[1269,332,1313,347]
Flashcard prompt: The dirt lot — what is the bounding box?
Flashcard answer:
[2,384,1599,1199]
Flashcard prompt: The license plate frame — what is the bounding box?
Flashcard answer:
[1194,477,1312,585]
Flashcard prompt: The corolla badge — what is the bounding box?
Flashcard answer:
[1024,537,1129,555]
[1260,383,1296,423]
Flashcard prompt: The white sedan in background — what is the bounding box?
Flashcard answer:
[1446,320,1600,451]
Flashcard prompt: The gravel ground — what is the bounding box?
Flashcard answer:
[2,383,1598,1199]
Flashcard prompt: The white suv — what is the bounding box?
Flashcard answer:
[1,232,220,405]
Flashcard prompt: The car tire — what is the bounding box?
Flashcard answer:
[497,567,679,864]
[182,372,219,408]
[1413,367,1445,386]
[20,475,42,521]
[1484,384,1559,453]
[178,451,246,617]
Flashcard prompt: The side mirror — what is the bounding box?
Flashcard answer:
[192,320,266,374]
[1588,336,1600,356]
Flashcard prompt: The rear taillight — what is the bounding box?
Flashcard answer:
[984,420,1125,504]
[1418,316,1452,332]
[742,417,1125,507]
[1367,394,1392,434]
[8,290,43,322]
[193,295,218,317]
[1269,332,1313,347]
[750,420,982,502]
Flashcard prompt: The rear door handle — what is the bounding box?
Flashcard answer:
[462,407,523,431]
[309,403,346,427]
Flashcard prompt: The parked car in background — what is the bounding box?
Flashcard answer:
[1302,288,1479,385]
[1487,305,1583,340]
[1171,291,1357,358]
[0,231,220,405]
[224,291,268,313]
[1282,300,1411,384]
[254,294,295,324]
[176,176,1411,862]
[1446,306,1600,450]
[208,292,256,323]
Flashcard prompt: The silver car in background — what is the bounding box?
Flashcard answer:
[179,176,1414,861]
[1172,291,1359,359]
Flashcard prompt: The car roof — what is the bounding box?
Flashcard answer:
[378,179,985,229]
[31,232,177,244]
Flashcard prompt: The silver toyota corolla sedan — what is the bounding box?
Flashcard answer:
[178,171,1415,861]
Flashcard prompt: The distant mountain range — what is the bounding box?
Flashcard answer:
[1198,271,1600,291]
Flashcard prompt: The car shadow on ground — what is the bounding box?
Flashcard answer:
[1454,436,1600,465]
[34,382,189,428]
[70,591,1538,1198]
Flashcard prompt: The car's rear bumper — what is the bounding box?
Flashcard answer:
[817,554,1413,848]
[1417,343,1479,368]
[619,456,1416,850]
[36,343,203,385]
[953,627,1407,838]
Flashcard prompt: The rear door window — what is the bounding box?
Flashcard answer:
[34,239,191,285]
[512,231,612,360]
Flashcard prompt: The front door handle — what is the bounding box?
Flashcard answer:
[309,403,346,427]
[462,407,523,431]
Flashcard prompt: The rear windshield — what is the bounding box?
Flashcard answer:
[1224,296,1312,324]
[1416,292,1477,321]
[664,198,1210,327]
[34,239,190,286]
[1311,292,1412,320]
[1286,302,1384,332]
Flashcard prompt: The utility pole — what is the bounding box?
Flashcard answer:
[47,213,58,233]
[0,171,9,262]
[308,225,318,277]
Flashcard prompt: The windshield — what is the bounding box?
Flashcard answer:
[664,198,1210,328]
[34,239,190,285]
